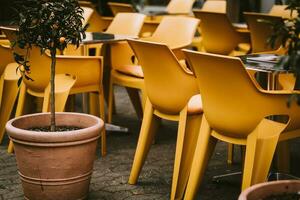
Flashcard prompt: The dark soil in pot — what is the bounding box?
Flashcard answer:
[29,126,81,132]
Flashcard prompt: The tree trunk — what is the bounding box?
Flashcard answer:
[50,49,56,131]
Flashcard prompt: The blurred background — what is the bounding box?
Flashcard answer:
[0,0,288,24]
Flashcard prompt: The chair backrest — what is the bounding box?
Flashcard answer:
[107,2,136,16]
[0,28,102,93]
[184,50,274,137]
[193,10,241,55]
[201,0,227,13]
[23,47,102,93]
[148,16,199,49]
[244,12,283,53]
[128,39,197,114]
[81,6,94,27]
[105,13,146,36]
[269,4,296,19]
[166,0,195,14]
[106,13,145,70]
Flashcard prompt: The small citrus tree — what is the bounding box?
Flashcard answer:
[13,0,87,131]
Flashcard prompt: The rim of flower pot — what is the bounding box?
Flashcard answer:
[6,112,104,143]
[238,180,300,200]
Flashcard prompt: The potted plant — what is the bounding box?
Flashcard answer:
[269,0,300,95]
[5,0,104,199]
[238,180,300,200]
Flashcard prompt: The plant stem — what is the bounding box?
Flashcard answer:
[50,49,56,131]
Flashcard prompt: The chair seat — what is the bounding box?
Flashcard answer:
[115,60,191,79]
[116,65,144,78]
[187,94,203,115]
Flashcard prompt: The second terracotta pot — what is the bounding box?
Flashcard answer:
[238,180,300,200]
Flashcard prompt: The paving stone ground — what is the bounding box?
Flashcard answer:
[1,86,300,200]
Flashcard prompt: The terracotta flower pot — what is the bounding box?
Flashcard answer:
[6,112,104,200]
[238,180,300,200]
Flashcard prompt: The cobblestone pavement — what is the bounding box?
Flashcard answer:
[1,86,300,200]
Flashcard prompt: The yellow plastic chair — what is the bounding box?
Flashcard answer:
[85,12,145,118]
[183,50,300,199]
[0,45,20,144]
[104,13,146,123]
[269,4,297,19]
[139,0,196,37]
[193,10,250,56]
[166,0,196,14]
[191,0,227,53]
[107,2,136,16]
[84,6,113,33]
[127,39,203,200]
[244,12,283,53]
[5,44,106,156]
[108,16,199,123]
[143,16,199,59]
[243,12,296,93]
[105,13,145,36]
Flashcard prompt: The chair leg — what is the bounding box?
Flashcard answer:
[227,143,234,164]
[126,87,143,120]
[184,116,217,200]
[89,92,99,117]
[241,118,287,190]
[128,98,160,184]
[241,130,259,190]
[107,79,114,124]
[7,83,27,154]
[171,113,202,200]
[99,89,107,157]
[0,75,4,107]
[140,87,146,110]
[0,78,19,143]
[171,107,188,200]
